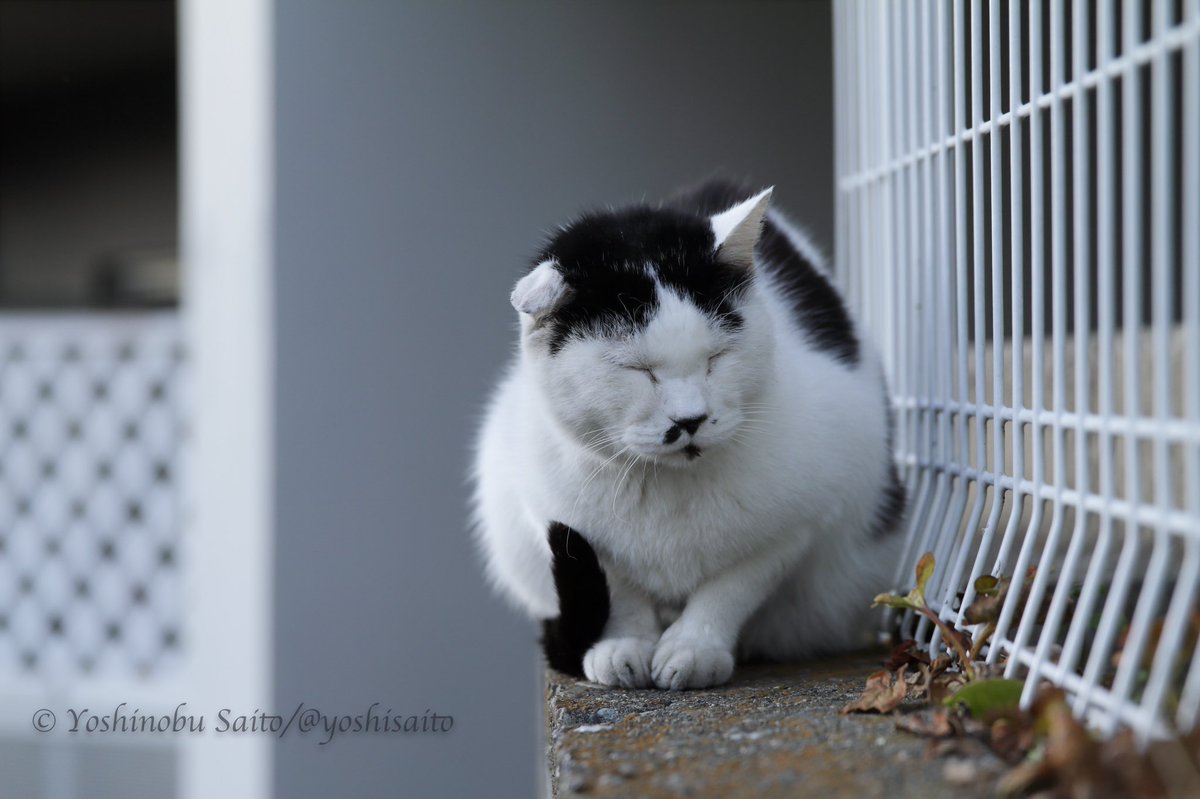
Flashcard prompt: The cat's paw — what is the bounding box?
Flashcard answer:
[582,637,656,688]
[651,634,734,690]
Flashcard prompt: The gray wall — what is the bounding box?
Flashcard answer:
[272,2,832,797]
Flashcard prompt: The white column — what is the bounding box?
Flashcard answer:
[179,0,274,796]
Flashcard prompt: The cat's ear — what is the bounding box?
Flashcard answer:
[710,187,773,269]
[511,259,571,317]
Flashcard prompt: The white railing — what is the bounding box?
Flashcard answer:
[836,0,1199,742]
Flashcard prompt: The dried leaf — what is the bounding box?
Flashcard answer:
[895,707,955,738]
[841,667,909,715]
[945,678,1025,720]
[988,716,1036,764]
[1107,730,1171,799]
[928,671,967,705]
[1000,687,1116,798]
[944,626,974,657]
[996,756,1057,798]
[885,639,930,671]
[964,593,1004,625]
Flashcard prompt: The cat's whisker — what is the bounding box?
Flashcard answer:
[570,444,632,519]
[581,446,629,488]
[610,449,645,522]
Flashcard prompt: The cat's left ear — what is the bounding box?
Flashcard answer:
[511,259,571,317]
[710,187,773,269]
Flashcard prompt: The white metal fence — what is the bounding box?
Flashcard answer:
[836,0,1199,741]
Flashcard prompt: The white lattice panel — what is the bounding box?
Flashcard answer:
[0,313,182,678]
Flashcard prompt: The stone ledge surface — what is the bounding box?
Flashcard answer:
[545,653,1000,798]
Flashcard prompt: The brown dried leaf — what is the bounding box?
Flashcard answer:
[996,758,1057,798]
[1106,730,1171,799]
[998,687,1123,798]
[885,639,930,671]
[944,626,974,658]
[928,654,952,678]
[895,707,955,738]
[840,666,909,715]
[928,671,967,705]
[964,593,1004,625]
[1036,688,1099,771]
[988,716,1036,765]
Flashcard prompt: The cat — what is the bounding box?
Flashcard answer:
[471,179,905,690]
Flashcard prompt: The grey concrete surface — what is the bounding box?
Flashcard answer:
[546,654,1004,798]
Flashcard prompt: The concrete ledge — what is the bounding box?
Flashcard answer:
[545,653,999,798]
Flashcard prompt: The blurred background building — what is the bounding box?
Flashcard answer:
[0,1,836,797]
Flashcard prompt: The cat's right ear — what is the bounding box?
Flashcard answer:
[710,187,773,270]
[511,259,571,317]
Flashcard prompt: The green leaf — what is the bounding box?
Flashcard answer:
[872,552,939,611]
[974,574,1000,596]
[872,592,921,610]
[944,678,1025,719]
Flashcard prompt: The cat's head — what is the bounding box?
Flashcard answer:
[510,188,775,467]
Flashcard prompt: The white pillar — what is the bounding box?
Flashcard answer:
[179,0,274,796]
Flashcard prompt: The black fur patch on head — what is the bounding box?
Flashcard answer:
[670,178,861,366]
[534,207,749,354]
[540,521,609,678]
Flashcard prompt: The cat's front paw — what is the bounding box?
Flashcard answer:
[651,633,735,690]
[582,637,655,688]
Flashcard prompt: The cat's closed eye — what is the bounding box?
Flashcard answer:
[629,365,658,384]
[707,350,728,375]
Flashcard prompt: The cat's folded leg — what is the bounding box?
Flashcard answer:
[582,570,661,689]
[652,541,801,690]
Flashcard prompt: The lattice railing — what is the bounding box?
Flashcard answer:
[836,0,1199,741]
[0,313,183,677]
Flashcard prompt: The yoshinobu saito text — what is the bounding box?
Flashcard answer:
[34,703,454,745]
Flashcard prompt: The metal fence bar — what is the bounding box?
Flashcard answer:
[1069,0,1118,720]
[994,0,1048,669]
[1178,0,1200,733]
[989,0,1025,628]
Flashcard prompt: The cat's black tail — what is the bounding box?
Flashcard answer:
[540,521,610,678]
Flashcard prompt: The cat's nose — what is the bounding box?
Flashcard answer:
[672,414,708,436]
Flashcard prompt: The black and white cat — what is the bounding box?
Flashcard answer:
[472,180,905,690]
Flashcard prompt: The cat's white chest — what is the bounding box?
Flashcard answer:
[543,451,779,601]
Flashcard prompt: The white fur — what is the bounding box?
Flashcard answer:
[710,187,772,267]
[472,196,901,690]
[510,258,569,316]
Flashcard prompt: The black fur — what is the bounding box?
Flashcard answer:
[535,206,748,354]
[530,179,860,364]
[871,466,908,540]
[540,521,610,677]
[872,377,907,539]
[670,178,861,366]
